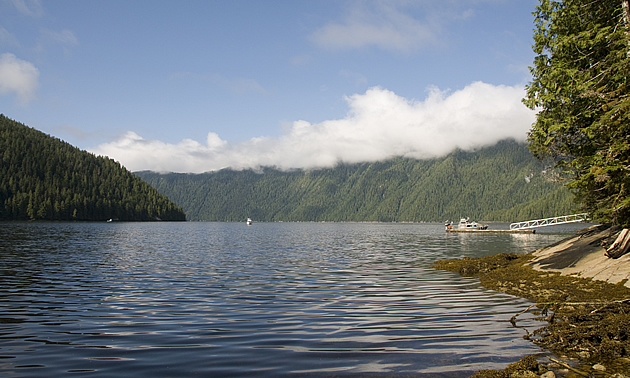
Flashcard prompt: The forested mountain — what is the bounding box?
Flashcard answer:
[0,115,186,221]
[137,139,574,222]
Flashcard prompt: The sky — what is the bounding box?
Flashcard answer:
[0,0,540,173]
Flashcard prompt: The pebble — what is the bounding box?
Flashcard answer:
[510,371,537,378]
[540,371,555,378]
[578,351,590,359]
[592,363,606,371]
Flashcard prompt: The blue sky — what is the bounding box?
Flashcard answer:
[1,0,539,173]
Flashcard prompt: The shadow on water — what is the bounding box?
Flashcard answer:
[0,221,586,377]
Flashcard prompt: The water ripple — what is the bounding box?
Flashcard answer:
[0,221,582,376]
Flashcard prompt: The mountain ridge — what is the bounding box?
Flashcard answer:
[136,139,574,222]
[0,115,186,221]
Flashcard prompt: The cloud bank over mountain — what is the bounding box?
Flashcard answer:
[92,81,536,173]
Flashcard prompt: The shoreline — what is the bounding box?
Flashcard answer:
[433,224,630,377]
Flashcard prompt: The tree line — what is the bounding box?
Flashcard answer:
[137,139,575,222]
[0,115,186,221]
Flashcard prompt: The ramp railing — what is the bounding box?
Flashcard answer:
[509,213,589,230]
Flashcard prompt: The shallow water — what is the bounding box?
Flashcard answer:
[0,222,586,377]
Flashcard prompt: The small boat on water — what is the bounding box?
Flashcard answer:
[246,218,252,225]
[445,218,488,231]
[458,217,488,230]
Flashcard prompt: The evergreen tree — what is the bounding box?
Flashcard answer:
[524,0,630,226]
[0,115,186,221]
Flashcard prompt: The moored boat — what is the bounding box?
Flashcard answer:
[445,218,487,231]
[458,217,487,230]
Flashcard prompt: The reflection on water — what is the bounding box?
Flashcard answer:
[0,222,585,377]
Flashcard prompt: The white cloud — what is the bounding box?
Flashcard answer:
[42,29,79,46]
[290,53,313,66]
[339,69,368,86]
[0,53,39,104]
[309,1,437,52]
[91,82,535,173]
[37,29,78,56]
[0,26,20,46]
[11,0,43,17]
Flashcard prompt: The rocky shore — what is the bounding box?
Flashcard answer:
[433,224,630,378]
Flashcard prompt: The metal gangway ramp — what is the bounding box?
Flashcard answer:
[510,213,589,230]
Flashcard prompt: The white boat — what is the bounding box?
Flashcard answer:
[446,218,487,231]
[246,218,252,225]
[458,218,487,230]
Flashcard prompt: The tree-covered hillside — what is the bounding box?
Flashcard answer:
[0,115,186,221]
[137,139,574,222]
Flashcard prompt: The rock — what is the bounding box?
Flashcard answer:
[540,371,555,378]
[578,351,590,359]
[592,363,606,371]
[510,371,538,378]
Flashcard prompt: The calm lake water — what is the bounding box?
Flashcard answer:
[0,221,589,377]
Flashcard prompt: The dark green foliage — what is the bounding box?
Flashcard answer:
[0,115,186,221]
[137,139,574,222]
[524,0,630,226]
